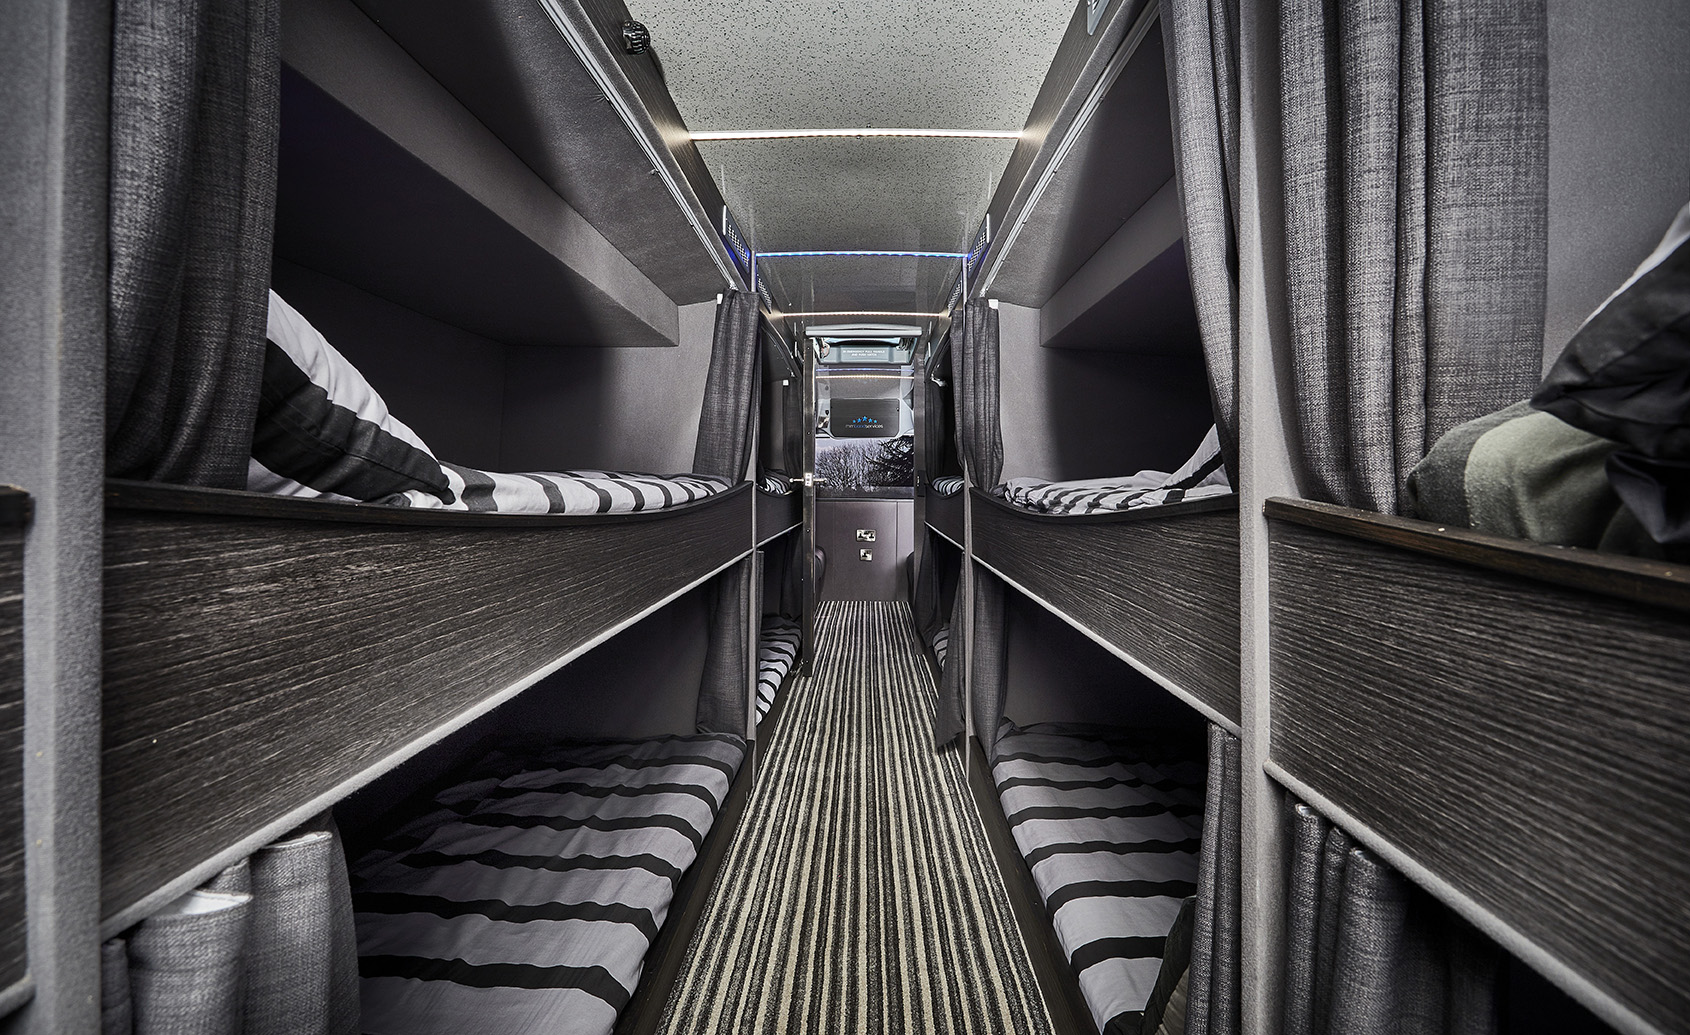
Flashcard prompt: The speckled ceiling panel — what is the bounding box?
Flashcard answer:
[626,0,1075,311]
[759,253,960,315]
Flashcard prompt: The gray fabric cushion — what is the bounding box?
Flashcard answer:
[106,0,279,489]
[128,889,253,1035]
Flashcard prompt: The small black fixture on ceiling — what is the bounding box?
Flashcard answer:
[621,20,650,54]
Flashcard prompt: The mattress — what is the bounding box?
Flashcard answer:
[756,617,802,725]
[930,475,965,497]
[382,466,732,515]
[759,472,794,496]
[994,426,1230,517]
[931,623,950,669]
[353,733,746,1035]
[993,725,1206,1035]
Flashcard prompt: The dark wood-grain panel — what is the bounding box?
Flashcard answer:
[755,487,798,547]
[927,488,964,547]
[0,489,28,996]
[101,484,751,921]
[1268,505,1690,1034]
[971,490,1239,722]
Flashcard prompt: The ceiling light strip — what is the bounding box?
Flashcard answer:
[976,1,1159,297]
[759,250,969,259]
[772,310,949,319]
[691,128,1021,141]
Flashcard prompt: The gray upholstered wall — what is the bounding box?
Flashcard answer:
[270,260,509,470]
[1543,0,1690,365]
[499,299,716,474]
[996,300,1213,483]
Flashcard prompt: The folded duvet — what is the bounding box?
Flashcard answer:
[995,426,1230,516]
[381,466,731,515]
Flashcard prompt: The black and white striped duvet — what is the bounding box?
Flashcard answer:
[993,725,1206,1035]
[930,623,950,668]
[994,426,1229,516]
[353,733,745,1035]
[759,472,793,496]
[755,617,802,725]
[930,475,965,497]
[381,466,731,515]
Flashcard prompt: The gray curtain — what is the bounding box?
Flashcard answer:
[694,292,762,734]
[107,0,280,488]
[110,824,361,1035]
[696,557,753,735]
[693,290,762,482]
[1187,725,1241,1035]
[1282,801,1501,1035]
[1278,1,1548,514]
[912,340,953,646]
[1161,0,1241,475]
[934,302,1006,752]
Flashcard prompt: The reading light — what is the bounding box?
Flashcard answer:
[690,128,1021,141]
[620,20,650,54]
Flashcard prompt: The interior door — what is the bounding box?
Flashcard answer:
[800,334,819,674]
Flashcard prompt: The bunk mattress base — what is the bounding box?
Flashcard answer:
[1267,498,1690,1035]
[970,490,1240,725]
[100,480,753,930]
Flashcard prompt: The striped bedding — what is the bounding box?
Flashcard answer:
[756,617,802,725]
[759,472,793,495]
[380,465,731,515]
[994,426,1230,516]
[931,475,965,497]
[930,623,950,668]
[993,724,1207,1035]
[353,733,746,1035]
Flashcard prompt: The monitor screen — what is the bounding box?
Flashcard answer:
[830,399,900,438]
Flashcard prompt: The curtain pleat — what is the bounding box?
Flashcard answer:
[693,291,763,482]
[1277,0,1547,513]
[1281,798,1502,1035]
[1161,0,1242,474]
[1188,725,1241,1035]
[697,557,753,735]
[106,0,280,487]
[109,824,361,1034]
[934,302,1005,750]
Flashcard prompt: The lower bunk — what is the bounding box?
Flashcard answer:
[100,731,749,1035]
[755,616,801,726]
[992,724,1207,1035]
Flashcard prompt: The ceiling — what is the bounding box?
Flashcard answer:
[624,0,1077,319]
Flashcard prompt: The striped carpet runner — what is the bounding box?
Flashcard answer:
[658,601,1052,1034]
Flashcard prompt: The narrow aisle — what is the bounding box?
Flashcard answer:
[658,601,1053,1035]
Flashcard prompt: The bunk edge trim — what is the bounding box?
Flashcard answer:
[1263,497,1690,614]
[0,488,31,528]
[973,555,1242,737]
[1263,760,1662,1035]
[928,521,964,551]
[970,486,1239,525]
[755,520,800,549]
[0,975,34,1022]
[97,546,754,939]
[104,478,753,528]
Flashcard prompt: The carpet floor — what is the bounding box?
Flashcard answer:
[657,600,1053,1034]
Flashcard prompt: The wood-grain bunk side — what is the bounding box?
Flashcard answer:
[971,489,1240,725]
[0,489,29,1012]
[1266,497,1690,1035]
[100,480,753,928]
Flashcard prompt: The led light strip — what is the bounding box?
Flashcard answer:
[772,310,948,319]
[691,128,1020,141]
[759,250,968,259]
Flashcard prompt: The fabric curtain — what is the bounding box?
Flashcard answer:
[107,823,361,1035]
[694,292,761,735]
[1277,1,1548,514]
[911,338,953,646]
[1161,0,1242,476]
[1187,725,1242,1035]
[934,301,1006,751]
[693,291,763,482]
[1282,800,1501,1035]
[106,0,281,487]
[697,557,753,735]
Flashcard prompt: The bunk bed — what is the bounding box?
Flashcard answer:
[1265,498,1690,1034]
[0,489,26,1014]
